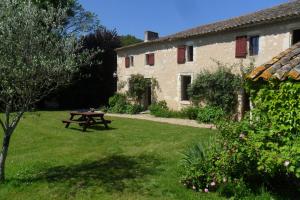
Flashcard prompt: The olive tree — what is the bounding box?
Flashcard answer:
[0,0,91,182]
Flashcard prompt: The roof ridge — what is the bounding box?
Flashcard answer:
[162,0,298,40]
[116,0,300,51]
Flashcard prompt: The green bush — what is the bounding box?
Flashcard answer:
[188,66,241,113]
[180,143,214,191]
[149,102,224,124]
[108,93,144,114]
[196,106,225,123]
[108,93,128,113]
[181,106,199,120]
[127,74,151,104]
[125,104,144,114]
[148,101,181,118]
[180,81,300,198]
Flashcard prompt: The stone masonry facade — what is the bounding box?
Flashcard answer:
[116,2,300,112]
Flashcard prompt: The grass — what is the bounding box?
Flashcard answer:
[0,111,223,200]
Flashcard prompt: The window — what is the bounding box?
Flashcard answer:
[125,56,130,68]
[130,56,134,66]
[292,29,300,45]
[187,46,194,62]
[249,36,259,56]
[181,75,191,101]
[177,46,186,64]
[235,36,247,58]
[146,53,155,66]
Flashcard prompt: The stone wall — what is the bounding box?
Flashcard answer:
[116,20,300,111]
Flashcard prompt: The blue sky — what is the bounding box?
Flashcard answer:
[78,0,289,39]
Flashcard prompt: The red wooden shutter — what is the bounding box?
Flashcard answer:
[125,56,130,68]
[236,36,247,58]
[148,53,155,66]
[177,46,186,64]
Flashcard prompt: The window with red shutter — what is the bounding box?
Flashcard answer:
[146,53,155,66]
[125,56,130,68]
[149,53,154,66]
[236,36,247,58]
[177,46,186,64]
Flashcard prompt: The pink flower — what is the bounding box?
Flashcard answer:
[204,188,209,193]
[223,177,227,183]
[210,181,216,186]
[284,160,290,167]
[192,185,196,190]
[239,133,246,139]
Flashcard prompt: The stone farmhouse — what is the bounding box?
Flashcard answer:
[116,1,300,112]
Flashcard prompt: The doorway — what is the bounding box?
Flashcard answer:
[144,79,152,109]
[181,75,192,101]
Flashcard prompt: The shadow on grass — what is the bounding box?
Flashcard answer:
[67,126,117,133]
[12,154,163,194]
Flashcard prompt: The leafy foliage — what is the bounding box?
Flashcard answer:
[127,74,152,104]
[52,27,121,109]
[180,143,214,191]
[180,80,300,198]
[148,101,183,118]
[196,106,225,123]
[108,93,144,114]
[149,102,223,124]
[188,66,241,113]
[0,0,90,182]
[181,106,200,120]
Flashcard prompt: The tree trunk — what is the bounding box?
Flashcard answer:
[0,133,11,182]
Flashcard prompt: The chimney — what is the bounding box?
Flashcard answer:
[144,31,159,42]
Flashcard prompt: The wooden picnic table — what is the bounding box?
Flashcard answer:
[62,111,111,131]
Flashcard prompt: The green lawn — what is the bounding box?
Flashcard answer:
[0,111,223,200]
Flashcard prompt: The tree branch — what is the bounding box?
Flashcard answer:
[0,118,5,132]
[9,111,24,137]
[5,103,10,130]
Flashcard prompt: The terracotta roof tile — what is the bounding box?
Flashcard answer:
[248,42,300,81]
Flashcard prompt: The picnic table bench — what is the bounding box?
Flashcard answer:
[62,111,111,131]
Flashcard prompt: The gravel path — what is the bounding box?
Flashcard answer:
[106,113,216,129]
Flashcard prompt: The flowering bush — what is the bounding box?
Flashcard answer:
[180,81,300,198]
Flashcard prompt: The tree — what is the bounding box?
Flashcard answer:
[54,27,121,108]
[21,0,98,35]
[119,35,142,47]
[0,0,91,182]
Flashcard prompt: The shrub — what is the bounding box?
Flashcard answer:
[127,74,151,104]
[149,101,171,117]
[125,104,144,114]
[197,106,225,123]
[180,143,214,191]
[149,101,185,118]
[108,93,128,113]
[181,106,199,120]
[180,81,300,198]
[108,93,144,114]
[188,66,241,113]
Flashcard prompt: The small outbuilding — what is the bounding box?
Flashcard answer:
[248,42,300,81]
